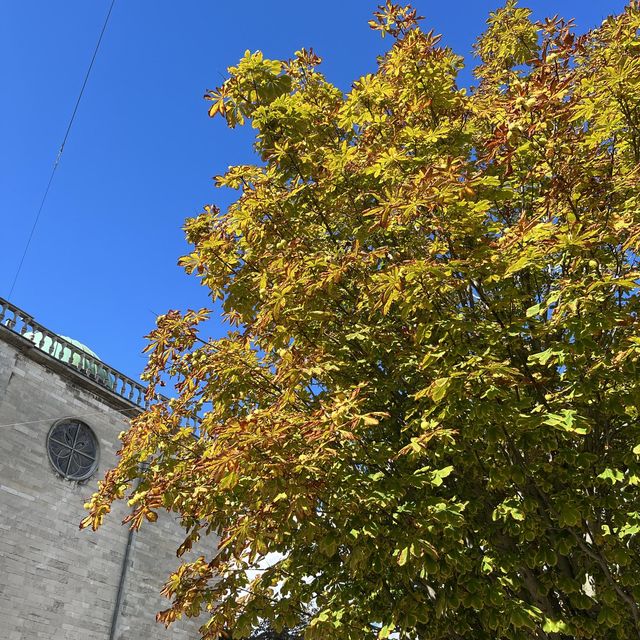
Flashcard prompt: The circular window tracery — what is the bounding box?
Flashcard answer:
[47,419,99,481]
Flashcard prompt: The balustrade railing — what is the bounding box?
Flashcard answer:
[0,297,149,409]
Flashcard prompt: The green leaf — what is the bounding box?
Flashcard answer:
[598,468,625,484]
[543,619,570,633]
[526,303,541,318]
[481,556,494,574]
[528,348,554,365]
[431,465,454,487]
[543,410,589,435]
[429,377,451,403]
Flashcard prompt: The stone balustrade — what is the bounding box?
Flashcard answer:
[0,297,150,409]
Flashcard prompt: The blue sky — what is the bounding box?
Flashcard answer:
[1,1,626,381]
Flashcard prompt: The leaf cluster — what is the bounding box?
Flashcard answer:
[84,2,640,639]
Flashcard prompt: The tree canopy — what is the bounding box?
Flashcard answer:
[245,620,302,640]
[83,2,640,638]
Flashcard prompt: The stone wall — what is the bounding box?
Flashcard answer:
[0,331,211,639]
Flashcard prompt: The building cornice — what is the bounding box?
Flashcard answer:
[0,297,148,414]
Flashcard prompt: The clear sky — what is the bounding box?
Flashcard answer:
[1,0,627,381]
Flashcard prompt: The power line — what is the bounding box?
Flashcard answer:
[7,0,117,300]
[0,405,140,430]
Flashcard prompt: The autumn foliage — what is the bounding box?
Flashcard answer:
[83,2,640,638]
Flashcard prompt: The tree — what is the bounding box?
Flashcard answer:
[82,2,640,638]
[247,620,302,640]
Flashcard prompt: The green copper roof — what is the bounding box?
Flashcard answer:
[1,295,148,407]
[25,331,114,387]
[58,335,100,360]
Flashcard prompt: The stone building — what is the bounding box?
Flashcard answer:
[0,297,207,639]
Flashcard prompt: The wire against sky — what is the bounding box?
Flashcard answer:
[0,404,140,430]
[6,0,117,301]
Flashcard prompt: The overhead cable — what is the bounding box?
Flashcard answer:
[7,0,117,300]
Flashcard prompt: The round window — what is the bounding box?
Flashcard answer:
[47,419,99,481]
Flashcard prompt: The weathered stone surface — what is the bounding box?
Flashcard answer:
[0,333,211,639]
